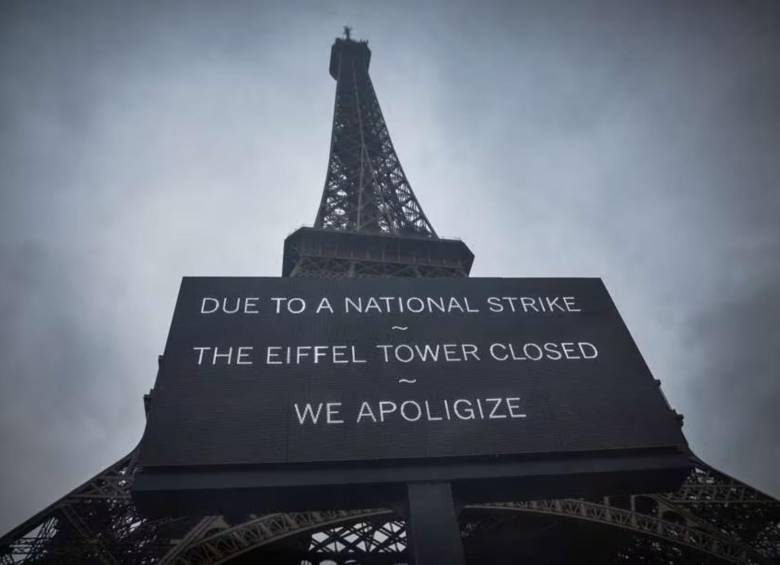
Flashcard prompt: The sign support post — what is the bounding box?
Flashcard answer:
[405,481,465,565]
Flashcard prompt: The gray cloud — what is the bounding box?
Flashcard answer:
[1,0,779,534]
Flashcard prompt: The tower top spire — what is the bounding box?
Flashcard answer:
[343,25,352,40]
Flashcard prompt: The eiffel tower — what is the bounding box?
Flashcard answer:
[2,29,779,565]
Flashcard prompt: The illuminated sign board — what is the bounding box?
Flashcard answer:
[133,277,689,514]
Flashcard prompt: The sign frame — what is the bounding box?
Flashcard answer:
[132,276,691,516]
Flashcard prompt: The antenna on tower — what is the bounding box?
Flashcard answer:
[343,25,352,40]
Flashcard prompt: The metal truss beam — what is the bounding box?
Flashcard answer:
[167,511,394,565]
[472,498,753,564]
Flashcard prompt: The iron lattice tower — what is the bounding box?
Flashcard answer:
[283,33,472,280]
[2,31,779,565]
[314,36,435,237]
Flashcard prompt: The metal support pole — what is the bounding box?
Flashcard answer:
[405,482,465,565]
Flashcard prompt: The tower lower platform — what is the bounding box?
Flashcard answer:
[282,227,474,278]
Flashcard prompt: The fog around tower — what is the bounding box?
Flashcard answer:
[1,0,779,533]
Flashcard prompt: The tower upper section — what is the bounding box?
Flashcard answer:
[314,34,437,237]
[329,37,371,80]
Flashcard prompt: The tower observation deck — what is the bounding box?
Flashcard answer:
[1,30,779,565]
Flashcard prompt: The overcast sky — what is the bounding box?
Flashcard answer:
[1,0,779,535]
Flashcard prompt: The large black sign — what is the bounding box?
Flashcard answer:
[134,277,690,514]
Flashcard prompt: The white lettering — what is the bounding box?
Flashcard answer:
[200,297,219,314]
[325,402,343,424]
[400,401,422,422]
[236,346,253,365]
[294,403,323,424]
[356,402,377,423]
[316,297,334,314]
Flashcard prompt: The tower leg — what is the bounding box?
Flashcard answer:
[405,482,465,565]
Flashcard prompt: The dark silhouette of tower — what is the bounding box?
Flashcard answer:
[2,30,779,565]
